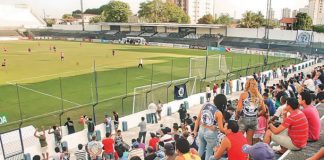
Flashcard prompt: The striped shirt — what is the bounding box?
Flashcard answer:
[282,110,308,148]
[75,149,87,160]
[128,148,144,160]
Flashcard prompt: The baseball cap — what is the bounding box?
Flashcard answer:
[242,142,274,160]
[132,141,139,148]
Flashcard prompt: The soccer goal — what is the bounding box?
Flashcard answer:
[189,54,230,79]
[132,76,197,113]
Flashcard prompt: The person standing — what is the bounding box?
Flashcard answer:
[87,118,95,142]
[240,75,244,91]
[221,80,225,94]
[64,117,75,135]
[229,79,233,95]
[148,102,158,124]
[113,111,119,133]
[104,114,112,135]
[48,125,62,147]
[206,85,211,102]
[34,127,48,160]
[2,59,6,67]
[213,83,218,97]
[193,94,227,160]
[178,104,187,124]
[236,78,266,145]
[75,144,88,160]
[60,52,64,61]
[157,100,163,121]
[102,132,115,160]
[87,135,103,160]
[138,117,147,143]
[138,58,143,68]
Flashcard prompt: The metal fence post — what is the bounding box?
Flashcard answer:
[92,61,99,125]
[59,77,64,128]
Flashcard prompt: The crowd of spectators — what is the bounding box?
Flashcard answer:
[32,64,323,160]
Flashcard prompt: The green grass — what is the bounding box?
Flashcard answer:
[0,40,297,132]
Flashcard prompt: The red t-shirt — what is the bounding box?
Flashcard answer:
[102,138,115,154]
[149,137,159,151]
[227,132,248,160]
[302,106,321,141]
[282,110,308,148]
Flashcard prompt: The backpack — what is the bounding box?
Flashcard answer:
[88,121,95,132]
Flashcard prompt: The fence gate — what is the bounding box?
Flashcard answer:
[0,129,24,160]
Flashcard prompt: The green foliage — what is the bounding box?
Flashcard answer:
[62,14,73,20]
[313,25,324,33]
[44,19,56,27]
[293,12,313,30]
[138,0,189,23]
[215,14,232,25]
[198,14,214,24]
[89,15,105,24]
[84,8,102,15]
[102,1,132,22]
[240,11,265,28]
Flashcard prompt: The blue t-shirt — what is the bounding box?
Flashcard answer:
[264,98,276,116]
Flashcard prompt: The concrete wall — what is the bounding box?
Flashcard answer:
[313,32,324,42]
[269,29,297,41]
[120,26,130,31]
[166,26,178,33]
[157,26,165,33]
[101,25,110,31]
[84,25,101,31]
[52,25,82,31]
[211,28,226,35]
[226,28,266,38]
[196,28,210,34]
[130,26,141,32]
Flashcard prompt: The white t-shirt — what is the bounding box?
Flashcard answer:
[148,103,157,113]
[206,87,211,93]
[304,79,315,91]
[274,104,290,122]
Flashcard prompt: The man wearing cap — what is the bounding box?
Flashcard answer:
[264,98,308,153]
[242,142,275,160]
[212,120,248,160]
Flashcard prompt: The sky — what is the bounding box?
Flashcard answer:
[0,0,309,19]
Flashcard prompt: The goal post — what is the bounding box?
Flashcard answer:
[189,54,229,79]
[132,76,197,114]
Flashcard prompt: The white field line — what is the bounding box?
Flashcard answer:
[135,76,160,83]
[6,82,81,106]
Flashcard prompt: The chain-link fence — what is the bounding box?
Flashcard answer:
[0,53,301,134]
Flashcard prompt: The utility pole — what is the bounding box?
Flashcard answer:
[80,0,85,31]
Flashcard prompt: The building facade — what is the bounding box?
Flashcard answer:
[282,8,291,18]
[172,0,216,24]
[292,10,298,18]
[299,0,324,24]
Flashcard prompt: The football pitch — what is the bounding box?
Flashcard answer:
[0,40,296,132]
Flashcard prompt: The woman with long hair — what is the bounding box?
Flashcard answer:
[193,94,227,160]
[236,78,266,145]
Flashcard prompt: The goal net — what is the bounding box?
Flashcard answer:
[132,77,197,113]
[189,54,229,79]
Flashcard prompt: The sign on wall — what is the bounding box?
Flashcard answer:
[296,30,313,44]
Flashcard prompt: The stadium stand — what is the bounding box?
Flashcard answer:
[0,30,21,37]
[126,31,143,36]
[104,30,119,35]
[139,32,156,37]
[183,33,203,39]
[153,33,170,38]
[0,4,45,28]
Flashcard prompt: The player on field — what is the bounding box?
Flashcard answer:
[2,59,6,67]
[3,48,7,53]
[60,52,64,61]
[138,58,143,68]
[28,48,31,53]
[112,50,115,56]
[53,46,56,52]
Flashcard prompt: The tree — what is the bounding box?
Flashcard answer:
[89,15,104,23]
[215,14,232,25]
[62,14,73,20]
[138,0,189,23]
[240,11,265,28]
[293,12,313,30]
[313,25,324,33]
[197,14,214,24]
[84,8,102,15]
[102,1,132,22]
[44,19,55,27]
[72,10,82,19]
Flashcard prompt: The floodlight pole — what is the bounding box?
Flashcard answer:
[80,0,85,31]
[265,0,272,65]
